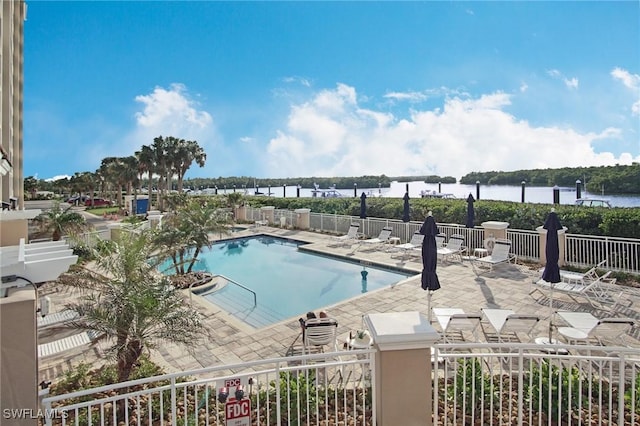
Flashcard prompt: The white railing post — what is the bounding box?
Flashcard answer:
[170,376,177,425]
[364,311,440,426]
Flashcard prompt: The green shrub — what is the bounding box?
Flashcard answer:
[448,358,494,415]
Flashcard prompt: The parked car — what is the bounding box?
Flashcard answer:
[85,198,112,207]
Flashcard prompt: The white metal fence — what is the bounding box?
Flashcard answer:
[245,207,640,275]
[433,343,640,426]
[41,343,640,425]
[41,351,375,426]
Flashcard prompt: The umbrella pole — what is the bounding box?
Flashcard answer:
[427,290,432,323]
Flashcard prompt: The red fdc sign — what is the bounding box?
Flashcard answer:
[225,378,242,388]
[225,399,251,426]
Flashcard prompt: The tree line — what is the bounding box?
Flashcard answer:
[460,163,640,195]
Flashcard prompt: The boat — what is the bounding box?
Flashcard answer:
[574,198,612,208]
[419,190,456,199]
[310,183,345,198]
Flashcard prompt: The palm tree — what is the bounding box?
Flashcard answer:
[173,139,206,192]
[154,198,230,275]
[33,201,90,241]
[59,229,204,383]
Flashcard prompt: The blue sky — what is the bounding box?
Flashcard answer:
[24,1,640,182]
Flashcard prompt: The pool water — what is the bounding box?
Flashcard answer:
[162,236,412,328]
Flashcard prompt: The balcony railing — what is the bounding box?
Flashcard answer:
[41,343,640,425]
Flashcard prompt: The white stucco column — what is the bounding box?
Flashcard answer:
[294,208,310,230]
[481,221,509,240]
[363,311,440,426]
[260,206,275,224]
[537,225,568,266]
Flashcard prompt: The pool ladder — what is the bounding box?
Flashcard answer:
[190,274,257,307]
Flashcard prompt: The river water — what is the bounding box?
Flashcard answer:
[213,181,640,208]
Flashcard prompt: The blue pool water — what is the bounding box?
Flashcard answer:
[162,236,412,328]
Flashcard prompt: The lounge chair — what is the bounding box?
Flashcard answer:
[357,227,393,251]
[432,308,482,343]
[38,330,100,358]
[556,311,635,346]
[435,234,446,249]
[532,270,623,309]
[481,308,541,343]
[37,309,79,328]
[329,223,360,247]
[436,234,466,263]
[557,259,608,285]
[472,240,516,274]
[302,317,339,354]
[391,232,424,259]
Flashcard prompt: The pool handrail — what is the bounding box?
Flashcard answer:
[190,273,257,307]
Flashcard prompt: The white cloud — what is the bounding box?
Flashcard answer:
[384,91,428,102]
[547,69,579,89]
[611,67,640,90]
[265,84,638,179]
[611,67,640,116]
[45,174,71,182]
[135,83,212,129]
[519,83,528,93]
[283,76,312,87]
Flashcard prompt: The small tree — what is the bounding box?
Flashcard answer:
[154,198,231,275]
[59,229,204,383]
[33,201,90,241]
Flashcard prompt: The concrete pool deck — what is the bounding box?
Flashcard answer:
[38,226,640,381]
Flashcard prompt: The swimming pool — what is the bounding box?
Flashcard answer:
[162,235,412,328]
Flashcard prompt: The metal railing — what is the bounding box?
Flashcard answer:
[433,342,640,425]
[42,350,375,426]
[41,342,640,425]
[245,207,640,275]
[192,273,257,307]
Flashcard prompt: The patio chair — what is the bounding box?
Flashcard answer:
[37,309,79,328]
[432,308,482,343]
[481,308,541,343]
[357,226,393,251]
[302,317,339,354]
[557,259,608,285]
[472,240,516,274]
[558,316,635,346]
[38,330,100,358]
[328,223,360,247]
[532,271,623,310]
[437,234,466,263]
[390,232,424,259]
[435,234,446,249]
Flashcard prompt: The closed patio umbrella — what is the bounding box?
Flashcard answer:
[536,208,567,351]
[419,212,440,321]
[360,192,367,219]
[465,194,475,228]
[402,192,410,222]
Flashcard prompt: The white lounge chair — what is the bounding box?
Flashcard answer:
[481,308,541,343]
[435,234,446,249]
[358,227,393,251]
[557,259,608,285]
[532,270,622,309]
[302,317,339,354]
[329,223,360,247]
[391,232,424,259]
[472,240,516,274]
[432,308,482,343]
[437,234,466,263]
[556,311,635,346]
[37,309,79,328]
[38,330,100,358]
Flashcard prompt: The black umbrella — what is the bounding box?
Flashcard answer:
[402,192,410,222]
[419,212,440,321]
[541,209,563,343]
[360,192,367,219]
[465,194,475,228]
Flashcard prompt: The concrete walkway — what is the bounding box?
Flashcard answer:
[38,226,640,382]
